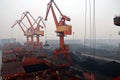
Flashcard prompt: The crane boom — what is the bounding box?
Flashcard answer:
[45,1,58,26]
[11,20,32,44]
[45,0,70,26]
[20,11,40,33]
[33,16,45,35]
[11,20,26,35]
[34,16,45,29]
[11,20,18,28]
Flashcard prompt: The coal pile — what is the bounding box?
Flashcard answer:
[23,63,50,73]
[70,52,120,77]
[80,58,99,71]
[98,61,120,77]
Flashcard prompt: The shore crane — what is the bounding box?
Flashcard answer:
[45,0,72,65]
[33,16,45,48]
[20,11,35,46]
[12,11,45,48]
[21,11,47,48]
[20,11,45,48]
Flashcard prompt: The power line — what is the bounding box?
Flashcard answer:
[93,0,96,55]
[89,0,92,54]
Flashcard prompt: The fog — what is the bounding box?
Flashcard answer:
[0,0,120,42]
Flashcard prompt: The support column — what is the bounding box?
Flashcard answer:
[59,33,64,49]
[36,35,39,44]
[26,36,29,43]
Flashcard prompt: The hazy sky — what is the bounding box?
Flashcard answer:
[0,0,120,42]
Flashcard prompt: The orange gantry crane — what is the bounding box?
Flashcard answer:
[45,0,72,65]
[20,11,45,48]
[12,11,45,48]
[20,11,35,46]
[33,16,45,48]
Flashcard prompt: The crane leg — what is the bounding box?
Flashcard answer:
[36,35,39,44]
[31,36,33,43]
[59,33,64,49]
[26,36,29,43]
[53,33,71,66]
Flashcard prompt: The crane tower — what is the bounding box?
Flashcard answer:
[45,0,72,66]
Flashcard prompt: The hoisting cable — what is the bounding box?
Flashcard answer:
[93,0,96,56]
[89,0,92,54]
[17,28,20,42]
[73,32,75,41]
[84,0,87,54]
[10,29,14,43]
[88,1,96,79]
[89,0,95,79]
[10,29,13,39]
[45,26,47,43]
[92,0,96,79]
[44,21,49,47]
